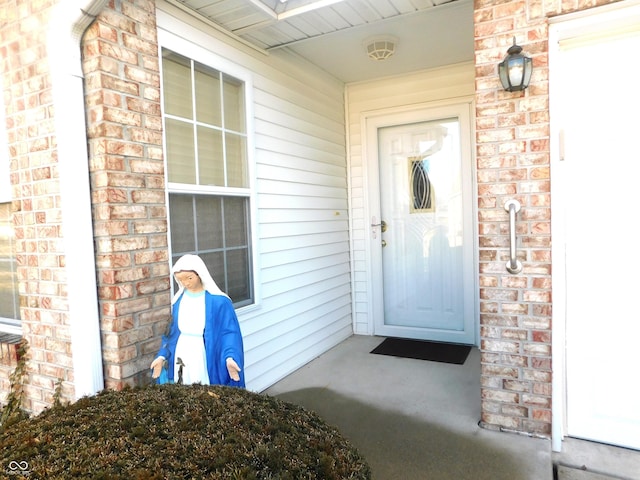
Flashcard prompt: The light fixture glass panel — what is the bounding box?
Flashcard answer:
[508,57,525,86]
[522,57,533,87]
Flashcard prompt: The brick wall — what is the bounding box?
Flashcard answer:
[474,0,620,436]
[0,0,72,412]
[0,0,169,412]
[82,0,170,391]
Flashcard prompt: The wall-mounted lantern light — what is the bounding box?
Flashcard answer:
[498,38,533,92]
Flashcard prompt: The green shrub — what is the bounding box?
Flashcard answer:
[0,339,30,430]
[0,384,371,479]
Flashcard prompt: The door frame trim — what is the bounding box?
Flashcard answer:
[549,0,640,453]
[360,98,478,345]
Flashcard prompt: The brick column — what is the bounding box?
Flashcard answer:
[474,0,620,437]
[474,0,552,436]
[82,0,170,390]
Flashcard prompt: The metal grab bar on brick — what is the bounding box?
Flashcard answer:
[504,199,523,274]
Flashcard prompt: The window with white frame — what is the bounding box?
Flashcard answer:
[161,47,254,307]
[0,84,20,331]
[0,203,19,328]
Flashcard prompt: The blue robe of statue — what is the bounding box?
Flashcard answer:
[158,292,245,388]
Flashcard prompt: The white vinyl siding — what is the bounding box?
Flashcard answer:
[158,2,351,392]
[345,63,476,335]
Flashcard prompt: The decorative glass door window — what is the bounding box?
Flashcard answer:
[408,123,450,214]
[409,156,434,211]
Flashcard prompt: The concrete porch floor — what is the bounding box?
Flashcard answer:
[264,335,553,480]
[263,335,640,479]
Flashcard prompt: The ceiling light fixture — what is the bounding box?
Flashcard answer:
[364,36,397,61]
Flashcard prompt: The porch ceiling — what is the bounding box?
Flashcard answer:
[170,0,474,83]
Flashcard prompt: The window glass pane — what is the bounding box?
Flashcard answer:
[162,50,192,119]
[198,251,225,292]
[195,195,223,250]
[224,196,248,247]
[0,202,19,320]
[226,248,250,301]
[223,74,245,133]
[197,126,224,186]
[195,64,221,127]
[225,132,247,188]
[165,119,195,184]
[169,194,195,253]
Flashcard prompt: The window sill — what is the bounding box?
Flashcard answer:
[0,320,21,336]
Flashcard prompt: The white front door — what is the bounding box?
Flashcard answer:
[552,3,640,450]
[368,102,476,344]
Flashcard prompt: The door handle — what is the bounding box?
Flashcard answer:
[371,220,387,232]
[504,199,523,274]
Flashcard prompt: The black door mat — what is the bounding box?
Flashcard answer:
[371,337,471,365]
